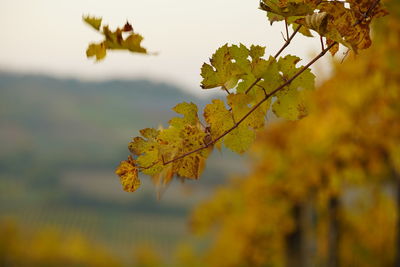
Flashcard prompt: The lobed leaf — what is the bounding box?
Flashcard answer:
[272,88,309,120]
[228,93,265,129]
[169,102,199,127]
[200,44,244,90]
[115,156,141,192]
[86,43,106,61]
[159,124,208,179]
[224,125,255,154]
[278,55,315,91]
[203,99,234,141]
[258,56,281,94]
[129,128,162,175]
[271,55,315,120]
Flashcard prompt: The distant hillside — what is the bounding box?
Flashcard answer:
[0,72,201,166]
[0,71,247,203]
[0,72,249,260]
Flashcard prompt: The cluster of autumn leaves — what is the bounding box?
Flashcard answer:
[117,46,316,192]
[108,0,388,193]
[83,16,147,61]
[260,0,388,54]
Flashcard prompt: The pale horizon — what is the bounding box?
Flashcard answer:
[0,0,324,95]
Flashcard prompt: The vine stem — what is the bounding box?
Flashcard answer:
[139,0,381,170]
[275,24,302,59]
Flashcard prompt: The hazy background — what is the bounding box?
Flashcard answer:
[0,0,325,94]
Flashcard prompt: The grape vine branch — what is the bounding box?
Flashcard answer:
[81,0,388,192]
[140,0,381,170]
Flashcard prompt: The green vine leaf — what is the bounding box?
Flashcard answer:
[272,88,309,120]
[224,125,255,154]
[272,55,315,120]
[200,44,244,90]
[203,99,234,142]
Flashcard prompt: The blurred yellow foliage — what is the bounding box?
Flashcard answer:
[0,219,122,267]
[189,2,400,265]
[133,244,162,267]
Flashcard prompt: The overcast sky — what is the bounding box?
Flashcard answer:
[0,0,325,95]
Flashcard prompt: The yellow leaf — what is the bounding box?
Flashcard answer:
[130,128,162,175]
[86,43,106,61]
[200,44,244,90]
[82,15,102,31]
[176,154,206,179]
[171,125,208,179]
[228,93,266,129]
[140,128,159,139]
[123,34,147,53]
[272,88,309,120]
[169,102,199,127]
[224,125,255,154]
[203,99,234,140]
[115,156,140,192]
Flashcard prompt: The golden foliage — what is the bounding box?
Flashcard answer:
[189,7,400,265]
[0,220,122,267]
